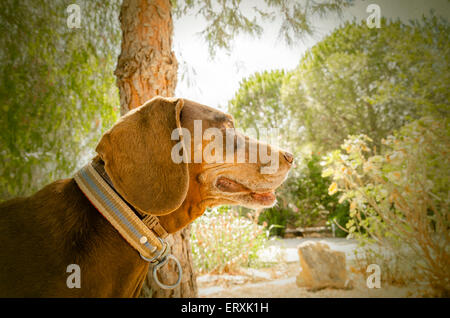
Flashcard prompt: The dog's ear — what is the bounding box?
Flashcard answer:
[96,96,188,215]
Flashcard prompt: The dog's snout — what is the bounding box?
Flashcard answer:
[283,151,294,164]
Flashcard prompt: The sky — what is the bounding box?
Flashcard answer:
[172,0,449,111]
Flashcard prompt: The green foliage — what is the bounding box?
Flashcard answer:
[281,16,450,152]
[252,155,349,237]
[190,206,269,274]
[258,207,292,237]
[280,155,349,236]
[265,0,352,45]
[227,17,449,239]
[228,69,298,235]
[295,155,336,224]
[294,155,349,235]
[0,0,121,200]
[324,117,450,296]
[228,70,288,134]
[327,199,350,238]
[172,0,353,55]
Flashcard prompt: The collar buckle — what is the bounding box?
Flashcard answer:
[140,237,182,289]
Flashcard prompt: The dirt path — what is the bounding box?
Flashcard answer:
[197,238,418,298]
[199,275,414,298]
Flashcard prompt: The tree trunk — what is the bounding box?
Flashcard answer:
[115,0,197,298]
[115,0,178,114]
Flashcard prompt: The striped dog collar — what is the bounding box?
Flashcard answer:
[74,162,182,289]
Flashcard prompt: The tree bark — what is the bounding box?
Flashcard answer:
[115,0,197,298]
[115,0,178,114]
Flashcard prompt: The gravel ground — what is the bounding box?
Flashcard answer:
[197,238,421,298]
[257,237,361,263]
[199,275,415,298]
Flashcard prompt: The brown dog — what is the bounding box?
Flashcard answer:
[0,96,292,297]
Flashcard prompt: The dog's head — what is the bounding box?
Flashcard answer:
[96,97,293,228]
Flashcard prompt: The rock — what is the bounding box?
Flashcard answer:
[296,241,352,290]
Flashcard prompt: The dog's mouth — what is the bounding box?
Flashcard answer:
[215,176,276,206]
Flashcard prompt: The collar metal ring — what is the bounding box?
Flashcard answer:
[152,254,183,290]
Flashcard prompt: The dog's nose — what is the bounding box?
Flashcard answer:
[283,151,294,164]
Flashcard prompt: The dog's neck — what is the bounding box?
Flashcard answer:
[158,164,207,232]
[157,187,206,233]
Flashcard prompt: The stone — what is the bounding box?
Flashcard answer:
[296,241,352,290]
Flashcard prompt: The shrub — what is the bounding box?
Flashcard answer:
[190,206,269,274]
[258,207,292,237]
[262,155,349,237]
[295,155,350,235]
[323,117,450,296]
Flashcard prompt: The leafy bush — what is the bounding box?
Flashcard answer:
[190,206,269,274]
[323,117,450,296]
[258,207,292,237]
[294,155,349,235]
[258,155,349,237]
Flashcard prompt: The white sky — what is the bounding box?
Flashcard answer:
[172,0,449,111]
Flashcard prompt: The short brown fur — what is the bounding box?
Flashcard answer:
[0,96,292,297]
